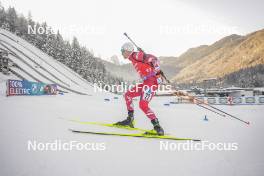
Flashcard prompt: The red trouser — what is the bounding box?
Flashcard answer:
[124,77,158,120]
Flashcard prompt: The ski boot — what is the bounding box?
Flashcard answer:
[114,111,135,128]
[151,118,164,136]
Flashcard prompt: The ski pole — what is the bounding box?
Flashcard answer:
[173,91,250,125]
[178,93,226,117]
[160,70,171,83]
[196,104,226,117]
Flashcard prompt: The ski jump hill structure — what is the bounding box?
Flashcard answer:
[0,28,94,95]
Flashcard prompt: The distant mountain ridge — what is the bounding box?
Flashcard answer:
[159,29,264,84]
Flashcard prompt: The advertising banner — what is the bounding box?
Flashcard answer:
[6,79,58,96]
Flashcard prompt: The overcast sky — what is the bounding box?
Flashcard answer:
[1,0,264,61]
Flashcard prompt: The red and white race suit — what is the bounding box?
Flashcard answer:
[125,51,161,120]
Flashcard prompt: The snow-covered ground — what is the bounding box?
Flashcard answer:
[1,73,264,176]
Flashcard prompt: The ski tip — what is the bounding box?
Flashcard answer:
[246,121,250,125]
[192,139,201,142]
[69,129,79,132]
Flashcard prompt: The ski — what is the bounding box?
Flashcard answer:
[65,119,151,133]
[69,129,201,141]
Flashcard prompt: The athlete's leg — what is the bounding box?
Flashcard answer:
[124,83,143,112]
[115,83,143,127]
[137,78,164,135]
[138,82,158,120]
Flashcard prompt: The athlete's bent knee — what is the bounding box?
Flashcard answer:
[139,101,148,111]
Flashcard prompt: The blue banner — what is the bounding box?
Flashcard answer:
[6,79,58,96]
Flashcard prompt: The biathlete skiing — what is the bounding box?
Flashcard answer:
[115,42,165,136]
[70,34,248,140]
